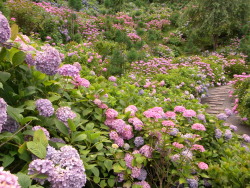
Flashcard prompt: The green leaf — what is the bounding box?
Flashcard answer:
[136,156,144,164]
[100,180,107,188]
[29,185,44,188]
[123,181,132,188]
[0,47,7,62]
[10,24,19,40]
[91,167,99,177]
[0,71,11,83]
[20,116,39,125]
[85,122,95,130]
[179,177,186,184]
[108,178,115,187]
[7,106,24,122]
[68,119,76,132]
[16,172,32,188]
[104,160,113,172]
[27,141,47,159]
[93,176,100,184]
[82,108,93,116]
[54,119,69,135]
[12,51,26,65]
[33,129,48,148]
[2,155,14,167]
[113,163,125,173]
[48,93,61,102]
[96,143,103,151]
[72,133,87,142]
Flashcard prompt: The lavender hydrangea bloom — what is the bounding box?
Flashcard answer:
[217,113,228,121]
[35,46,61,75]
[242,134,250,143]
[44,145,87,188]
[197,114,206,122]
[169,128,179,136]
[0,98,7,133]
[28,159,54,184]
[134,136,144,147]
[181,150,193,160]
[36,99,54,117]
[224,129,232,140]
[133,181,151,188]
[215,129,222,139]
[50,137,65,143]
[57,64,80,77]
[0,167,20,187]
[25,53,36,66]
[1,116,19,133]
[187,178,198,188]
[137,168,147,181]
[56,107,76,126]
[229,125,238,132]
[0,12,11,44]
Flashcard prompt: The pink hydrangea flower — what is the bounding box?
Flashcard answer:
[198,162,208,170]
[162,120,175,127]
[183,110,196,118]
[172,142,184,149]
[165,111,176,119]
[191,144,205,152]
[174,106,186,113]
[108,76,117,82]
[105,108,118,119]
[192,123,206,131]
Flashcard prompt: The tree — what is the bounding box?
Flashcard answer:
[68,0,82,11]
[180,0,250,50]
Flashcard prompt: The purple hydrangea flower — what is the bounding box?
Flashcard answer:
[124,153,133,169]
[0,167,20,187]
[224,129,232,140]
[169,128,179,136]
[50,137,65,143]
[56,107,76,126]
[0,98,7,133]
[242,134,250,143]
[217,113,228,121]
[36,99,54,117]
[197,114,206,122]
[187,178,198,188]
[0,12,11,44]
[229,125,238,132]
[139,145,153,158]
[35,46,61,75]
[1,116,19,133]
[133,181,151,188]
[225,108,233,116]
[134,136,144,147]
[181,149,193,160]
[25,53,36,66]
[131,167,141,178]
[108,76,117,82]
[57,64,80,77]
[137,168,147,181]
[28,159,54,184]
[117,173,124,182]
[215,129,222,139]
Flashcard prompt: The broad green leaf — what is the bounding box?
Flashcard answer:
[12,51,26,65]
[113,163,125,173]
[104,160,113,172]
[96,143,103,151]
[16,173,32,188]
[100,180,107,188]
[33,129,48,148]
[10,24,19,40]
[123,181,132,188]
[72,133,87,142]
[0,71,11,83]
[108,178,115,187]
[0,47,7,62]
[48,93,61,102]
[68,119,76,132]
[20,116,39,125]
[27,141,47,159]
[82,108,93,116]
[54,119,69,135]
[7,106,24,122]
[2,155,14,167]
[93,176,100,184]
[91,167,99,177]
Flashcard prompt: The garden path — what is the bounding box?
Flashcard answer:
[201,85,250,135]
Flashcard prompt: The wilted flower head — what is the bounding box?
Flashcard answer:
[0,12,11,44]
[35,45,61,75]
[36,99,54,117]
[57,64,80,77]
[0,167,20,187]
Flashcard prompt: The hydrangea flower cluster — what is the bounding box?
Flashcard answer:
[0,98,7,133]
[0,12,11,44]
[224,129,232,140]
[134,136,144,147]
[128,117,144,130]
[29,145,86,188]
[0,167,20,187]
[1,116,19,133]
[162,120,175,127]
[242,134,250,143]
[125,105,138,116]
[183,109,196,118]
[35,45,62,75]
[187,178,198,188]
[215,128,222,139]
[139,145,153,158]
[72,76,90,88]
[105,108,118,119]
[191,144,205,152]
[165,111,176,119]
[57,64,80,77]
[174,106,186,113]
[217,113,228,121]
[133,180,151,188]
[32,125,50,140]
[191,123,206,131]
[198,162,209,170]
[36,99,54,117]
[143,107,164,119]
[56,107,76,126]
[108,76,117,82]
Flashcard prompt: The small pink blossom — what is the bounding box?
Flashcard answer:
[191,144,205,152]
[162,120,175,127]
[192,123,206,131]
[198,162,208,170]
[172,142,184,149]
